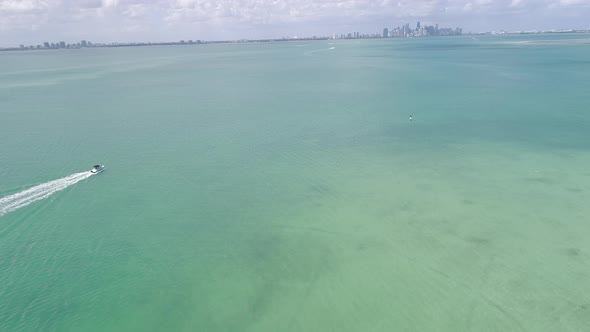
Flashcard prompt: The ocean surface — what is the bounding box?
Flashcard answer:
[1,34,589,331]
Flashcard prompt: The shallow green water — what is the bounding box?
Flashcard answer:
[1,35,589,331]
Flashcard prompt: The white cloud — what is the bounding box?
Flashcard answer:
[557,0,587,5]
[0,0,49,13]
[0,0,589,45]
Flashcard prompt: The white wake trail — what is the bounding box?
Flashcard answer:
[0,171,94,216]
[304,46,336,56]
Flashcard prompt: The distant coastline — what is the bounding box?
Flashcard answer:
[2,29,589,53]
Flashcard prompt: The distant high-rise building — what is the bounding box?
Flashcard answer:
[81,40,87,47]
[383,28,389,38]
[403,23,410,37]
[43,42,50,48]
[59,41,66,48]
[417,21,421,30]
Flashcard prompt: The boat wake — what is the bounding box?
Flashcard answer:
[304,46,336,56]
[0,171,94,217]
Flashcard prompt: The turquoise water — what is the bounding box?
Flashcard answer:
[1,35,589,331]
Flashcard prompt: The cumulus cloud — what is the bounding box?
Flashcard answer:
[0,0,48,13]
[0,0,589,45]
[556,0,588,5]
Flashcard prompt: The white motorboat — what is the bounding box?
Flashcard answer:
[91,165,105,174]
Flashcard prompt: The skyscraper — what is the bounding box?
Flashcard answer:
[81,40,87,47]
[417,21,421,30]
[43,42,50,48]
[59,41,66,48]
[383,28,389,38]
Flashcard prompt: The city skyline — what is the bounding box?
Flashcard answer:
[4,22,590,52]
[1,1,589,47]
[4,20,465,50]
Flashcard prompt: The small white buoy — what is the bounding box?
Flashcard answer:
[409,114,413,122]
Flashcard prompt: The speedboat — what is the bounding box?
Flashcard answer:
[91,165,105,174]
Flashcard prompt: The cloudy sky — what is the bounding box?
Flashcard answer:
[1,0,589,46]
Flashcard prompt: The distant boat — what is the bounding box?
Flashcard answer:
[91,165,105,174]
